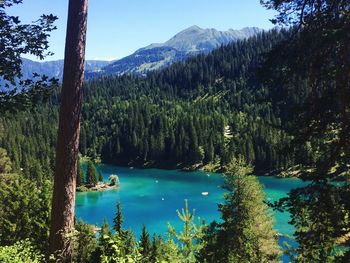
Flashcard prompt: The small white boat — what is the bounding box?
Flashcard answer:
[155,180,159,183]
[161,197,165,201]
[201,192,209,196]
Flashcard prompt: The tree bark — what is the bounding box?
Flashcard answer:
[49,0,88,261]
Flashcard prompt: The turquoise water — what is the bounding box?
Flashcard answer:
[76,164,307,239]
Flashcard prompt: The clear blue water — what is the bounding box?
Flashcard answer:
[76,164,307,240]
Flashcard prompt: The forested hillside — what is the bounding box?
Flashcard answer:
[0,29,300,176]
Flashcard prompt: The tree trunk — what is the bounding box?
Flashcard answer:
[49,0,88,261]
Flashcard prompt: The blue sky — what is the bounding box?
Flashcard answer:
[9,0,276,61]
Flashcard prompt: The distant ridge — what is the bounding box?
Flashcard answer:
[142,26,261,52]
[15,26,262,80]
[20,59,110,81]
[99,26,262,76]
[0,59,110,89]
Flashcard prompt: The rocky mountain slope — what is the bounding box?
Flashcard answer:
[13,26,262,81]
[98,26,262,76]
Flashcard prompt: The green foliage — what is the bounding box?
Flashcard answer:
[0,173,51,252]
[0,29,295,181]
[150,234,162,262]
[168,200,205,262]
[261,0,350,178]
[261,1,350,261]
[223,155,253,176]
[139,224,151,262]
[0,0,58,112]
[150,234,185,263]
[2,6,348,260]
[90,217,140,263]
[0,147,12,174]
[86,160,98,186]
[76,157,84,187]
[113,202,124,235]
[98,233,141,263]
[99,220,113,250]
[72,221,97,263]
[274,183,350,262]
[75,29,292,173]
[199,157,281,262]
[0,239,44,263]
[79,202,200,263]
[76,185,88,192]
[98,169,103,182]
[0,107,57,179]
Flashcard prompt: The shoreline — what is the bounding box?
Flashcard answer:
[96,160,295,178]
[76,182,119,193]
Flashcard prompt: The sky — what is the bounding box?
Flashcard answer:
[8,0,277,61]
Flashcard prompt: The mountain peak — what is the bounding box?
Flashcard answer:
[181,25,203,33]
[159,26,262,52]
[186,25,202,30]
[100,26,263,76]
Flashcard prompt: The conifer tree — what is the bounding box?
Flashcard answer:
[99,219,112,250]
[139,224,151,261]
[200,156,281,262]
[150,234,162,263]
[86,160,97,186]
[91,219,112,261]
[0,148,12,174]
[221,157,280,262]
[168,199,205,262]
[0,174,51,252]
[73,220,97,263]
[97,169,103,182]
[113,202,124,235]
[276,183,347,262]
[261,1,350,261]
[123,229,137,257]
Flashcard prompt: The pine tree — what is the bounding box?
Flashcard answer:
[200,156,281,262]
[97,169,103,182]
[277,183,347,262]
[73,220,97,263]
[113,202,124,235]
[168,199,205,262]
[91,219,112,262]
[139,224,151,260]
[221,157,280,262]
[150,234,162,263]
[0,174,51,252]
[86,160,97,186]
[261,1,350,261]
[123,229,137,257]
[0,148,12,174]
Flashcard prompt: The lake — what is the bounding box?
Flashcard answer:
[76,164,307,240]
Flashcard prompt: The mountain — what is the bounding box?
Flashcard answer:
[20,58,110,81]
[143,25,261,52]
[100,26,262,76]
[14,26,262,81]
